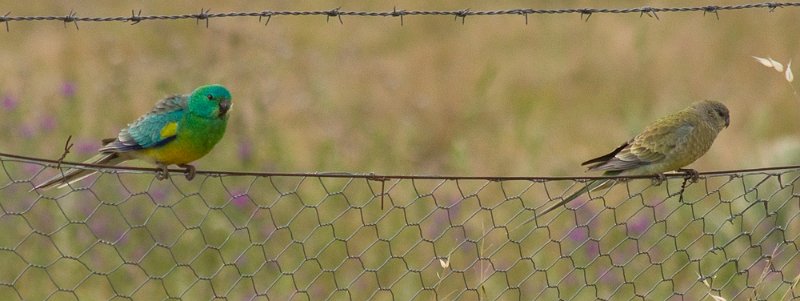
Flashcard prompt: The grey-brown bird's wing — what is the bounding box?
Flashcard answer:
[583,117,697,173]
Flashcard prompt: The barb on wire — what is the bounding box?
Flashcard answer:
[0,2,797,30]
[63,10,78,30]
[703,5,722,19]
[640,6,660,20]
[129,9,142,25]
[0,12,10,31]
[391,7,405,26]
[454,9,469,24]
[580,9,593,22]
[767,2,782,11]
[196,8,210,27]
[325,7,343,24]
[259,11,273,26]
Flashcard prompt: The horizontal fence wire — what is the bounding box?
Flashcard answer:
[5,151,800,181]
[2,152,800,300]
[0,1,799,30]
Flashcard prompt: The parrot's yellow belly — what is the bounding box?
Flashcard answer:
[131,113,227,167]
[136,138,210,165]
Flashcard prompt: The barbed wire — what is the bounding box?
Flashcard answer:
[0,1,799,31]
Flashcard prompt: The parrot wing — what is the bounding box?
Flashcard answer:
[584,116,695,173]
[100,95,187,153]
[581,142,629,168]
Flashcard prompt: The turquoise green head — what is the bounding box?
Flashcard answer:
[188,84,232,119]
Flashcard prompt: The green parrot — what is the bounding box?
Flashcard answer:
[33,84,232,190]
[528,100,729,222]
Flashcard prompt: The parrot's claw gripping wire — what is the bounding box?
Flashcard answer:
[179,164,196,181]
[677,168,700,183]
[156,165,170,180]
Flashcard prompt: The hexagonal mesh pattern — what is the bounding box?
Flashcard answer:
[3,155,800,300]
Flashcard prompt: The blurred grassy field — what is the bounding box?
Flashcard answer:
[1,1,798,176]
[2,1,800,300]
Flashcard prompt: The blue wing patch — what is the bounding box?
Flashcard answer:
[100,95,187,153]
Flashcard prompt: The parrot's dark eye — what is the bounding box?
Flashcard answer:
[207,94,213,100]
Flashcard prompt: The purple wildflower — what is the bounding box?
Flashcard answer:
[88,215,109,239]
[628,214,650,236]
[38,115,57,132]
[18,124,35,138]
[568,226,588,242]
[237,140,252,162]
[424,209,449,239]
[231,192,250,208]
[23,163,40,176]
[61,82,76,98]
[586,240,600,257]
[80,201,94,217]
[150,188,167,204]
[1,94,17,110]
[74,139,98,155]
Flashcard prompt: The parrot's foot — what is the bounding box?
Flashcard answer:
[651,173,667,186]
[156,164,169,180]
[179,164,196,181]
[677,168,700,183]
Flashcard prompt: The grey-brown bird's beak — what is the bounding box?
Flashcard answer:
[725,116,730,128]
[218,99,232,116]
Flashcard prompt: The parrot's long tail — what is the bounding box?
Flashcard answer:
[523,179,616,225]
[32,153,126,190]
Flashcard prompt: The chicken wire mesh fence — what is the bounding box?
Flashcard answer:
[2,154,800,300]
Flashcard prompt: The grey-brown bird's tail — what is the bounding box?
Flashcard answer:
[32,153,125,190]
[523,179,615,225]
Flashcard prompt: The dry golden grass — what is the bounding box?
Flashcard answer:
[2,1,800,299]
[1,1,798,177]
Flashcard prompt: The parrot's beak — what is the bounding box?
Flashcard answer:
[724,116,730,128]
[218,98,232,116]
